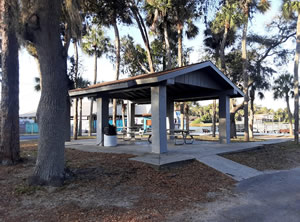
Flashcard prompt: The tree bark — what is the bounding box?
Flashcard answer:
[25,0,68,186]
[177,24,183,67]
[121,101,126,128]
[163,19,171,70]
[242,9,249,142]
[113,21,121,126]
[249,89,255,139]
[230,101,244,138]
[0,0,20,165]
[212,100,217,137]
[185,103,189,131]
[294,14,300,144]
[180,103,184,130]
[220,20,229,73]
[286,94,294,136]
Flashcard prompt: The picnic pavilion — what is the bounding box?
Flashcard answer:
[69,61,244,154]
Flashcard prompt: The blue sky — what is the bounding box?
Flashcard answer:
[19,0,297,114]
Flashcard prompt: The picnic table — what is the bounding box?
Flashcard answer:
[146,129,195,145]
[117,127,144,141]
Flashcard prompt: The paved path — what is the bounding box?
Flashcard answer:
[197,155,262,181]
[169,167,300,222]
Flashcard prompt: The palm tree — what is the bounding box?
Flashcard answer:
[81,25,111,136]
[240,0,270,141]
[0,0,20,165]
[273,73,294,136]
[282,0,300,143]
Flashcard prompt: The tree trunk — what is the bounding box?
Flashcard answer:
[185,103,189,131]
[26,0,68,186]
[113,21,121,126]
[177,24,183,67]
[220,20,229,73]
[180,103,184,130]
[286,94,294,136]
[122,101,126,128]
[294,14,300,144]
[249,90,255,139]
[163,19,171,70]
[78,98,82,136]
[0,0,20,165]
[212,100,217,137]
[230,100,244,138]
[131,5,154,73]
[89,49,97,136]
[73,41,79,140]
[242,11,249,142]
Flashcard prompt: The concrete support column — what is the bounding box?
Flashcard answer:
[151,85,167,153]
[167,99,175,140]
[96,97,109,146]
[127,101,135,137]
[219,95,230,144]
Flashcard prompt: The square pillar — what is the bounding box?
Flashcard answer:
[96,97,109,146]
[219,95,230,144]
[127,101,135,137]
[167,99,175,140]
[151,85,167,153]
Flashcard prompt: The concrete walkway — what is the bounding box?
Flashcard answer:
[65,137,290,181]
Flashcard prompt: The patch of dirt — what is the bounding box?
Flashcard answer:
[222,141,300,171]
[0,141,234,221]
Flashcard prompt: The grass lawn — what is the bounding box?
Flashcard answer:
[0,141,235,221]
[221,141,300,171]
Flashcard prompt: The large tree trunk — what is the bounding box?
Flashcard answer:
[131,4,154,73]
[113,21,121,126]
[89,50,97,136]
[212,100,217,137]
[294,14,300,144]
[163,19,171,70]
[0,0,20,165]
[286,94,294,136]
[242,10,249,142]
[78,98,83,136]
[26,0,68,186]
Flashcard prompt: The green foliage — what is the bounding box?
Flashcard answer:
[273,72,294,100]
[81,25,111,58]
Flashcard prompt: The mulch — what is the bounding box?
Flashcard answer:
[0,141,235,222]
[222,141,300,171]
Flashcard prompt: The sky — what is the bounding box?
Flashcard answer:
[18,0,298,114]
